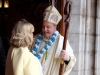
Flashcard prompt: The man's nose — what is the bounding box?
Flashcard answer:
[44,27,47,31]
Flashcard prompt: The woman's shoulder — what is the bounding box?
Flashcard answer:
[21,47,37,60]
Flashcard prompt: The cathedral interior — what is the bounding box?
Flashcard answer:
[0,0,100,75]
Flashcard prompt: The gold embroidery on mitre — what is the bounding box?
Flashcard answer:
[46,5,53,20]
[50,14,58,22]
[44,10,61,17]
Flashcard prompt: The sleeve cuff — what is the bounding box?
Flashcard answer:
[64,56,70,65]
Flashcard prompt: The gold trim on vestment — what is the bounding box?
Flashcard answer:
[41,51,50,64]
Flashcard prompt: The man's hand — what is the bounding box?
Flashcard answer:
[60,50,70,61]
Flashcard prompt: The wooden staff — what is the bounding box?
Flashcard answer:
[59,1,71,75]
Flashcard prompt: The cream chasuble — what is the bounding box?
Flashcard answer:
[31,34,76,75]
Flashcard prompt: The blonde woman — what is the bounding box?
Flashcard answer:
[5,19,43,75]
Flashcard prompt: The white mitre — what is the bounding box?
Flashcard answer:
[43,5,62,25]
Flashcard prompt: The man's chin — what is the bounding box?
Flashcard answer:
[44,35,50,38]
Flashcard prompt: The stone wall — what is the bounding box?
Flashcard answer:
[67,0,100,75]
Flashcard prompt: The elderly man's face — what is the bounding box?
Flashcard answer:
[42,21,56,38]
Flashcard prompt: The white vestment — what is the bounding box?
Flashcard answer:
[31,33,76,75]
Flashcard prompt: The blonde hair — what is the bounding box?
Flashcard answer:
[10,19,34,47]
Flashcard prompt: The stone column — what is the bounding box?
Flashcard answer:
[85,0,96,75]
[68,0,86,75]
[95,0,100,75]
[68,0,96,75]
